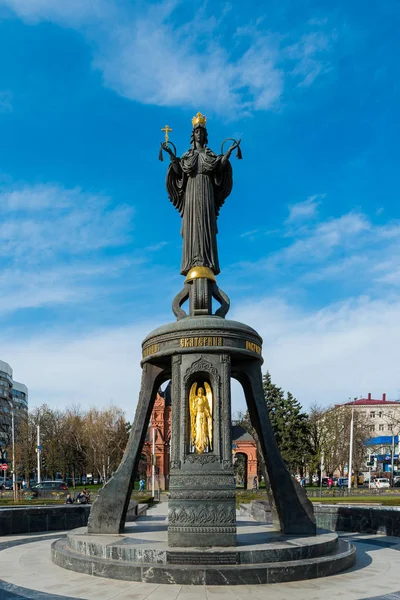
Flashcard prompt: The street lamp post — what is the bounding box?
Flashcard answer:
[6,401,17,501]
[348,403,355,490]
[11,407,16,502]
[382,411,398,486]
[37,424,41,484]
[391,431,395,486]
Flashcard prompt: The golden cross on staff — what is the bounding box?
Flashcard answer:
[161,124,173,143]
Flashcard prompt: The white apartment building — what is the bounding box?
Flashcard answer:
[341,393,400,438]
[0,359,28,449]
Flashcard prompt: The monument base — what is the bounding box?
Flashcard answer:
[51,515,355,585]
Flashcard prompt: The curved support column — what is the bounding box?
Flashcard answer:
[233,360,316,536]
[172,284,191,320]
[87,363,167,534]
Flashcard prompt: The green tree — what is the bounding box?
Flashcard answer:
[235,372,311,474]
[262,372,311,473]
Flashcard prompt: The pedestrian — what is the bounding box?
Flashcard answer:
[328,476,333,489]
[22,479,26,489]
[76,491,88,504]
[82,487,90,503]
[301,477,306,488]
[252,476,258,491]
[139,478,145,491]
[65,493,74,504]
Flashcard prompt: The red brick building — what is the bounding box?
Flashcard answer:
[142,387,172,491]
[143,385,258,489]
[231,425,258,488]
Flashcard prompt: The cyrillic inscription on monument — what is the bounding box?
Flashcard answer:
[245,340,262,355]
[180,336,223,348]
[142,343,159,358]
[167,551,238,565]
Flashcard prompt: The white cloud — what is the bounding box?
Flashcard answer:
[287,30,334,87]
[231,294,400,411]
[0,183,134,259]
[0,1,335,116]
[240,229,259,239]
[1,184,73,211]
[286,194,323,223]
[225,207,400,341]
[145,241,169,252]
[0,182,140,316]
[269,212,371,267]
[93,12,284,115]
[0,0,111,24]
[3,321,155,421]
[0,258,134,315]
[3,291,399,419]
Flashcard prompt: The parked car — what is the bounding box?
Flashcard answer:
[33,480,68,490]
[0,478,13,490]
[370,477,390,489]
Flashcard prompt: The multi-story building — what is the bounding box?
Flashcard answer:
[341,393,400,439]
[339,393,400,473]
[0,360,13,448]
[0,359,28,449]
[12,381,29,421]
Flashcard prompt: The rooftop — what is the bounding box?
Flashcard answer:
[231,424,255,442]
[340,393,400,407]
[13,381,28,395]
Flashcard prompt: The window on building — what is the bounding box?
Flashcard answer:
[379,424,384,432]
[379,412,383,418]
[369,424,375,432]
[370,411,375,418]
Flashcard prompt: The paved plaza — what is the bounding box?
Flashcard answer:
[1,503,400,600]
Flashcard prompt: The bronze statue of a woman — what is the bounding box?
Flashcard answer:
[162,112,239,276]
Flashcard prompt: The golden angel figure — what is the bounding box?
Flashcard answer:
[189,382,213,453]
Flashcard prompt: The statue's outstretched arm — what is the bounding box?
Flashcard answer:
[162,142,181,174]
[220,145,236,167]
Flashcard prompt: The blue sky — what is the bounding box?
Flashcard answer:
[0,0,399,418]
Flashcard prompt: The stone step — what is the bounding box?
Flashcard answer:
[51,537,355,585]
[66,528,340,565]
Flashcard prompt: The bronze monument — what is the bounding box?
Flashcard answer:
[51,112,356,585]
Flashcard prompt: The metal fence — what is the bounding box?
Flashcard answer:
[306,487,400,497]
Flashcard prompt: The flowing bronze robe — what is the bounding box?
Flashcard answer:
[166,147,233,276]
[193,394,212,454]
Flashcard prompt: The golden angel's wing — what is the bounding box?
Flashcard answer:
[189,382,197,445]
[204,382,213,450]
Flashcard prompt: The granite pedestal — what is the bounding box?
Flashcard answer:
[52,512,355,585]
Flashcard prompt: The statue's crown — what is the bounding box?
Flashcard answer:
[192,111,207,128]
